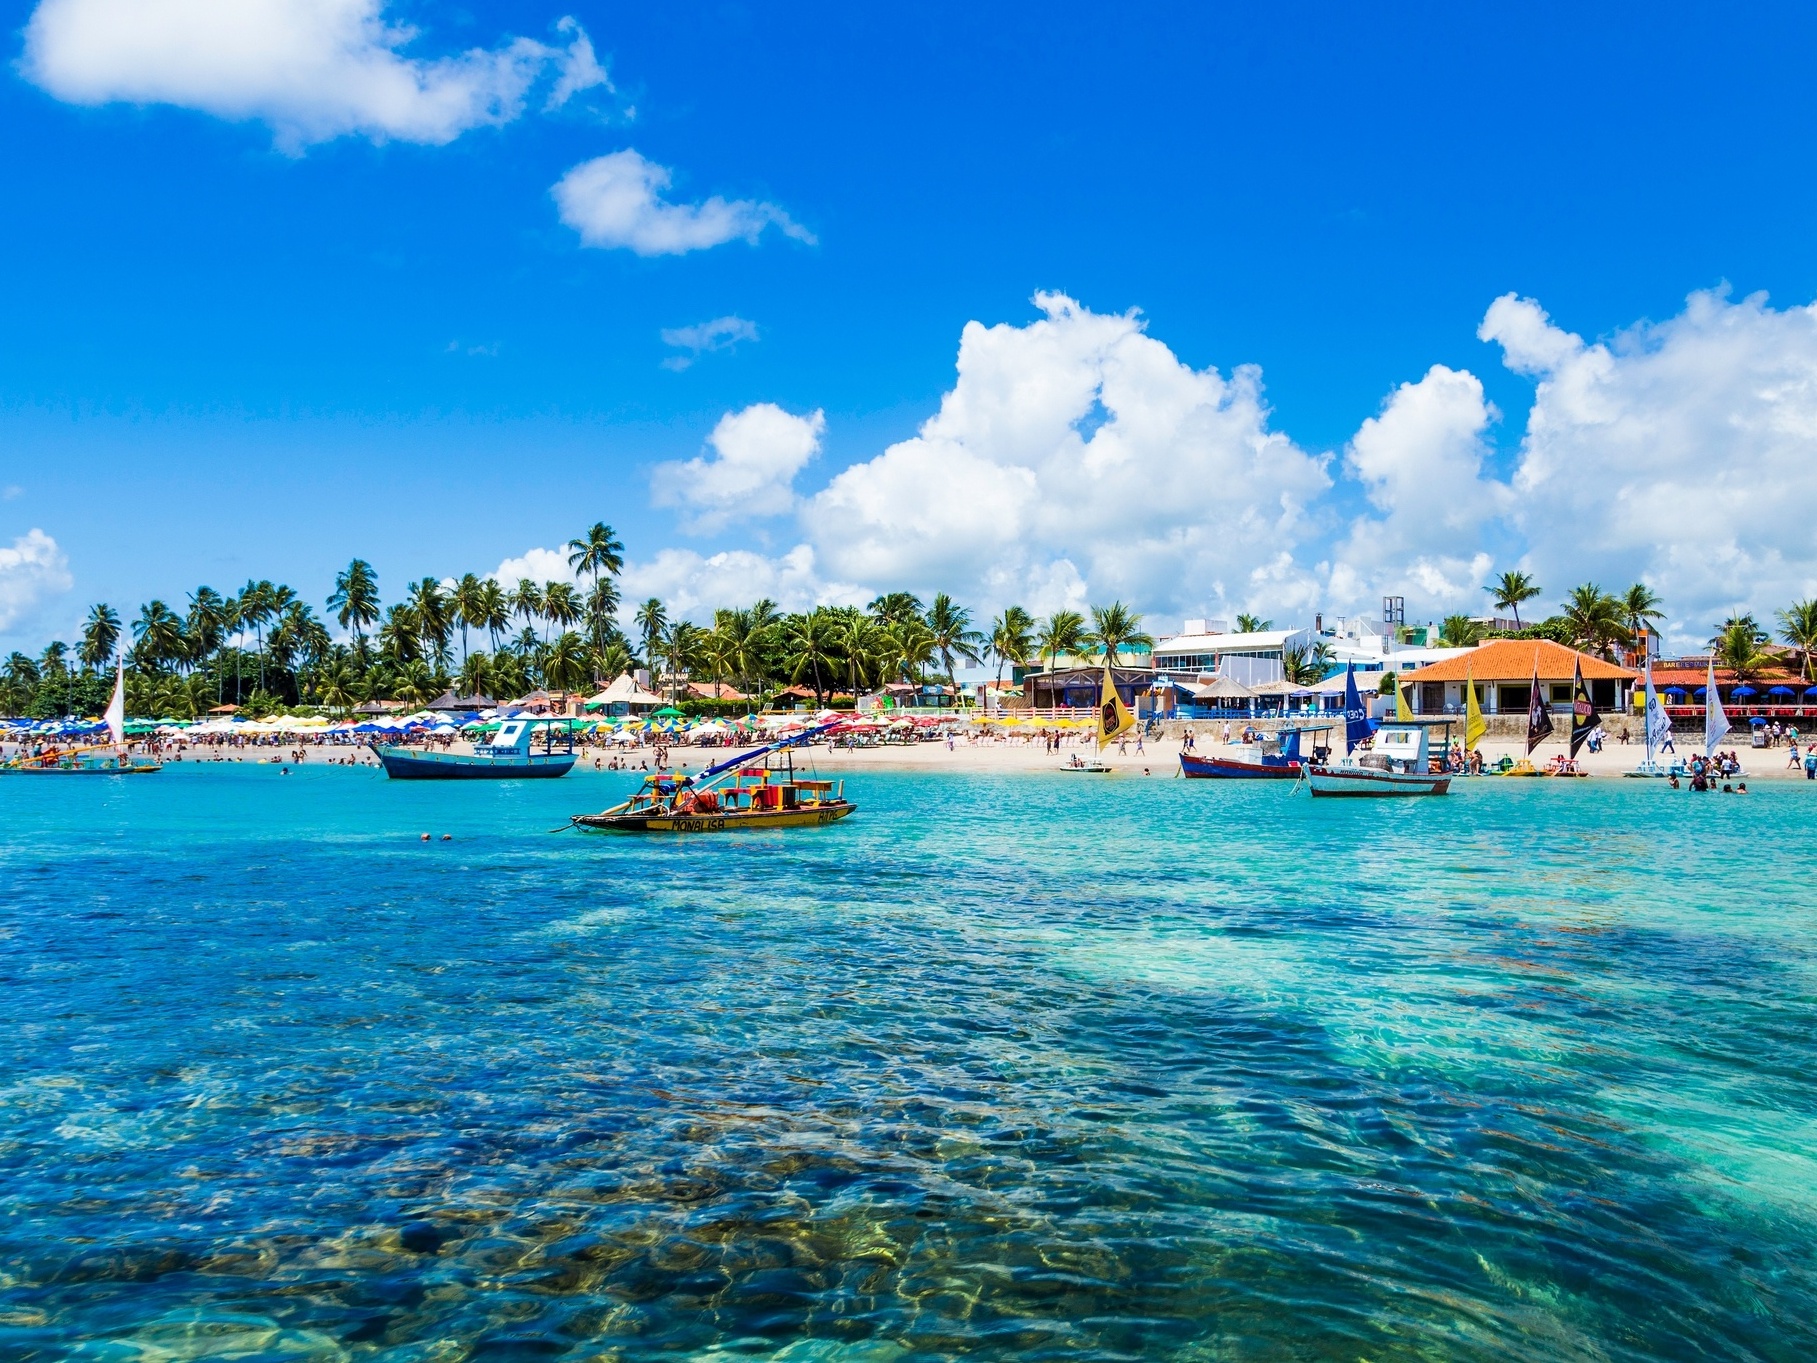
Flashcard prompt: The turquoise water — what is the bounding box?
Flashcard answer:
[3,765,1815,1362]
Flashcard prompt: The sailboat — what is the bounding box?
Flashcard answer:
[1304,665,1452,796]
[1704,657,1734,765]
[1060,665,1125,773]
[1,656,162,776]
[1625,646,1674,777]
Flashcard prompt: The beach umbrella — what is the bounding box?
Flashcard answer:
[1732,685,1757,697]
[1663,686,1686,697]
[1769,685,1796,696]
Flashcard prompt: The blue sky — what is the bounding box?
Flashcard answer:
[6,1,1817,651]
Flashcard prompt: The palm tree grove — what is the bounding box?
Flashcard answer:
[6,535,1817,720]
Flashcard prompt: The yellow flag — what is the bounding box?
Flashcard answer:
[1464,668,1487,751]
[1096,665,1135,750]
[1395,677,1413,721]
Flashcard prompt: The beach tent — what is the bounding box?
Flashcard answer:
[585,675,663,713]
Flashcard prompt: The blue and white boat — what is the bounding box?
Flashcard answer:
[372,717,576,780]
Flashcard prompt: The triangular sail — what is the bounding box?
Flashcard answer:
[1642,650,1673,764]
[1704,658,1731,757]
[1096,665,1134,751]
[1525,661,1553,754]
[104,655,126,748]
[1568,660,1599,759]
[1394,675,1413,721]
[1341,665,1372,754]
[1463,668,1486,752]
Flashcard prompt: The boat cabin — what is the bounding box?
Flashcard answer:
[476,718,573,758]
[1360,720,1455,774]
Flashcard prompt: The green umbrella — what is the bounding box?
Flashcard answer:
[652,707,684,717]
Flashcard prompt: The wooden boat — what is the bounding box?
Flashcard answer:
[0,661,161,776]
[373,717,575,779]
[1,746,161,775]
[1180,724,1332,779]
[1305,720,1452,798]
[1059,755,1112,773]
[572,724,854,834]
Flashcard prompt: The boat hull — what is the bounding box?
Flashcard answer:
[2,762,162,775]
[574,802,856,833]
[1179,752,1301,779]
[1305,764,1450,797]
[373,745,575,779]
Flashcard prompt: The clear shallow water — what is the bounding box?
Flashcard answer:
[2,764,1815,1362]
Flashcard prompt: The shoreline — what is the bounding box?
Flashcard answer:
[74,733,1817,782]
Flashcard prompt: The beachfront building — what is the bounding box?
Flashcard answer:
[584,674,663,716]
[1026,666,1153,712]
[1397,640,1637,716]
[1152,625,1313,687]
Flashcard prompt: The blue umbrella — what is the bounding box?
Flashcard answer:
[1694,686,1707,696]
[1769,685,1796,696]
[1733,685,1757,697]
[1664,686,1686,697]
[1806,685,1817,697]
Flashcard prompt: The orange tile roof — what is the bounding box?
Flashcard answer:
[1399,639,1637,684]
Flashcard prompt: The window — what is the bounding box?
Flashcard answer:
[1550,683,1572,704]
[1500,684,1531,713]
[1419,682,1444,712]
[1590,679,1616,709]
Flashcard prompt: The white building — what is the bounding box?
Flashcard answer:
[1153,615,1471,687]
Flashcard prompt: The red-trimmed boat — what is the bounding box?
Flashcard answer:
[1179,724,1334,779]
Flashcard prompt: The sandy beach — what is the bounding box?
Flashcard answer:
[145,729,1813,781]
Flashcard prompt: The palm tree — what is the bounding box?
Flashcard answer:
[458,650,497,701]
[867,592,925,627]
[315,659,358,715]
[394,659,437,710]
[132,601,187,673]
[450,573,486,667]
[509,580,544,641]
[1235,613,1271,634]
[542,582,581,647]
[584,576,621,658]
[542,630,591,694]
[1035,610,1086,678]
[1618,584,1665,653]
[568,523,624,647]
[1488,570,1543,628]
[478,578,509,653]
[1562,584,1624,658]
[185,588,228,698]
[36,641,70,716]
[1776,599,1817,681]
[1438,615,1483,647]
[379,603,422,665]
[238,579,277,692]
[633,597,668,671]
[659,621,706,703]
[782,609,840,705]
[1082,602,1154,664]
[1282,641,1336,685]
[79,603,121,671]
[989,605,1036,690]
[408,578,451,665]
[925,593,985,688]
[1713,619,1770,684]
[328,559,380,647]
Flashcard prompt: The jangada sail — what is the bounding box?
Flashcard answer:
[1096,665,1134,750]
[105,655,126,748]
[1341,664,1373,754]
[1569,660,1599,758]
[1525,662,1553,753]
[1643,651,1673,761]
[1704,658,1731,757]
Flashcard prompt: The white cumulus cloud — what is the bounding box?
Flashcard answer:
[799,292,1330,617]
[619,545,860,620]
[651,403,824,533]
[1325,363,1511,612]
[0,529,74,632]
[20,0,608,150]
[552,150,814,256]
[491,545,577,588]
[1481,287,1817,642]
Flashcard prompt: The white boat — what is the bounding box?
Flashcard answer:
[1305,720,1452,798]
